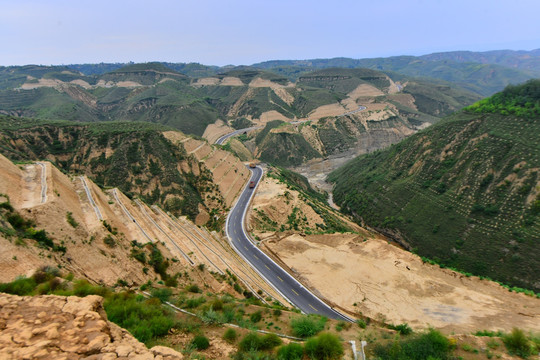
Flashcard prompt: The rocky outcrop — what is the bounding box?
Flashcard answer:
[0,293,183,360]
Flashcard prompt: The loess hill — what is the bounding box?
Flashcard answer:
[0,63,479,158]
[231,68,480,167]
[329,80,540,292]
[0,116,246,227]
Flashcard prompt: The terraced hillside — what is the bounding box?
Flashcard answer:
[0,151,286,308]
[0,63,479,148]
[231,69,480,167]
[329,80,540,291]
[0,116,249,228]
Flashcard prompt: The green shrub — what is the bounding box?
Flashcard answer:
[104,293,175,344]
[290,314,327,338]
[187,284,201,293]
[72,279,109,297]
[356,319,367,329]
[239,332,263,352]
[164,276,178,287]
[103,234,116,248]
[503,328,535,358]
[277,343,304,360]
[32,266,59,284]
[191,335,210,350]
[200,307,222,324]
[335,321,351,332]
[7,213,32,230]
[0,276,36,295]
[260,333,282,350]
[250,311,262,323]
[223,328,238,343]
[66,212,78,228]
[210,298,224,311]
[389,323,413,335]
[184,296,206,309]
[304,332,343,360]
[373,328,451,360]
[474,330,504,337]
[150,287,172,303]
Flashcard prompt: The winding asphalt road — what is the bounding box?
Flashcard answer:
[215,126,262,145]
[225,166,353,321]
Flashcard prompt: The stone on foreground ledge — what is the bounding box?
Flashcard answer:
[0,293,183,360]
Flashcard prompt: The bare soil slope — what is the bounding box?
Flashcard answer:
[249,169,540,333]
[265,234,540,333]
[0,154,286,305]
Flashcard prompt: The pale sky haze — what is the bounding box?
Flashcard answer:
[1,0,539,66]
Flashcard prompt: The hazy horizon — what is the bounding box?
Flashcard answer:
[1,0,539,67]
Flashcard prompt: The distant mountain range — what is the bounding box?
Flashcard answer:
[36,48,540,96]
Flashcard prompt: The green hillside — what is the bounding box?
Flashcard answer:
[254,121,321,166]
[329,80,540,292]
[420,49,540,73]
[0,116,225,223]
[0,63,480,146]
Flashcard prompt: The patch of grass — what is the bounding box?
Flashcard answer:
[223,328,238,344]
[373,328,452,360]
[190,335,210,350]
[304,332,343,360]
[66,211,78,228]
[150,287,173,303]
[184,296,206,309]
[104,293,175,344]
[290,314,327,338]
[277,342,304,360]
[474,330,504,337]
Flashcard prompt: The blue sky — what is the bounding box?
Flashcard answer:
[1,0,539,66]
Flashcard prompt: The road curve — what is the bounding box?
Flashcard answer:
[225,166,353,321]
[215,126,262,145]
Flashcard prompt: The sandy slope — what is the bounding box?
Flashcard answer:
[0,153,286,304]
[265,234,540,333]
[249,168,540,333]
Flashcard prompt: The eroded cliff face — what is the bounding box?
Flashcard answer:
[0,293,183,360]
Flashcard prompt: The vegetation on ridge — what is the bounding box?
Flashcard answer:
[0,116,225,223]
[329,80,540,292]
[465,79,540,117]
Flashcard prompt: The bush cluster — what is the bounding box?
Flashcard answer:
[290,314,327,338]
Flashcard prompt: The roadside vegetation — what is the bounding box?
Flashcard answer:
[264,166,354,234]
[1,267,538,359]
